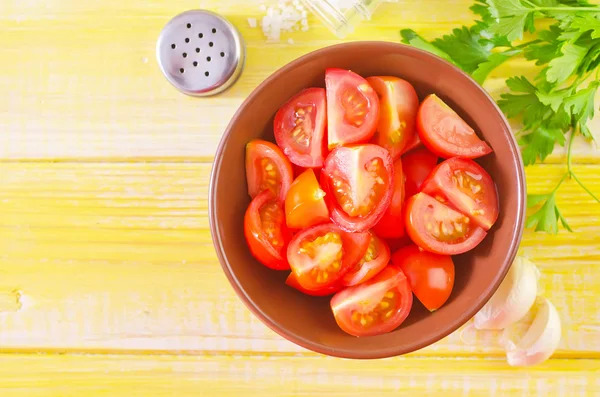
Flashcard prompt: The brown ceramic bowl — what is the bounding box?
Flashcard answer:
[209,42,526,359]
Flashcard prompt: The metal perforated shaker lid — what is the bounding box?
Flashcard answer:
[157,10,245,97]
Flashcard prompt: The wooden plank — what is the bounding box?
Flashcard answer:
[0,162,598,356]
[0,353,598,397]
[0,0,598,160]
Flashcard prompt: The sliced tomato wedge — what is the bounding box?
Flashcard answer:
[391,244,455,312]
[246,139,293,202]
[285,169,330,229]
[372,158,405,239]
[274,88,327,168]
[417,94,493,159]
[401,146,438,198]
[244,190,291,270]
[405,193,487,255]
[367,76,419,160]
[321,144,394,232]
[287,223,369,291]
[285,272,343,296]
[421,157,499,230]
[331,265,413,337]
[341,232,391,287]
[326,69,380,149]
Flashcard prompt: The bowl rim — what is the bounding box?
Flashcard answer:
[209,41,526,359]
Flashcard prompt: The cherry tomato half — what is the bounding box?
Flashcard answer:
[326,69,380,150]
[244,190,291,270]
[246,139,294,202]
[285,272,343,296]
[274,88,327,168]
[417,94,492,159]
[367,76,419,160]
[391,244,455,312]
[372,158,405,239]
[401,146,438,198]
[287,223,369,291]
[331,265,413,337]
[321,144,394,232]
[341,232,391,287]
[405,193,487,255]
[285,169,330,230]
[421,157,499,230]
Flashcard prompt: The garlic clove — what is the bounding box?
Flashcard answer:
[474,256,538,330]
[503,297,562,367]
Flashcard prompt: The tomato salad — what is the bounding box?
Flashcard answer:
[243,69,499,337]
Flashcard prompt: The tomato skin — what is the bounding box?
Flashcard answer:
[331,265,413,337]
[401,132,422,155]
[274,88,327,168]
[367,76,419,160]
[421,157,499,230]
[285,169,330,230]
[287,223,370,291]
[326,69,380,149]
[372,158,405,239]
[341,232,391,286]
[285,273,343,296]
[321,144,394,233]
[245,139,294,202]
[417,94,493,159]
[401,147,438,198]
[391,244,455,312]
[244,190,291,270]
[405,193,487,255]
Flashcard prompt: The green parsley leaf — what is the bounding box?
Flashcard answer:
[526,192,560,234]
[570,14,600,39]
[519,126,566,165]
[472,49,521,83]
[564,81,600,120]
[432,27,494,73]
[546,41,588,83]
[524,26,563,65]
[399,30,457,65]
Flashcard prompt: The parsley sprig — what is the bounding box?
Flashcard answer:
[401,0,600,234]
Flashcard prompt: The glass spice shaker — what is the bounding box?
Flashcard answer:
[301,0,398,38]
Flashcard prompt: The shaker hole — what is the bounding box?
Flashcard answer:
[205,71,210,77]
[212,28,217,33]
[182,52,187,58]
[220,52,225,57]
[187,23,192,29]
[180,68,185,74]
[193,61,198,67]
[185,38,190,43]
[209,42,214,47]
[171,44,176,49]
[196,48,201,53]
[206,56,212,62]
[198,33,204,38]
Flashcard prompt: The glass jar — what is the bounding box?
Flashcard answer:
[301,0,398,38]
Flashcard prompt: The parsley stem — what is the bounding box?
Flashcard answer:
[521,0,600,12]
[572,173,600,203]
[566,129,600,203]
[567,129,575,176]
[551,173,569,194]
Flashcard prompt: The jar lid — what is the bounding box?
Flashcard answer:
[156,10,245,97]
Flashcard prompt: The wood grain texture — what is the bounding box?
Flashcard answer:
[0,163,598,358]
[1,0,600,395]
[1,354,599,397]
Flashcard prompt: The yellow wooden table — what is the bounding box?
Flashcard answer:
[1,1,599,395]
